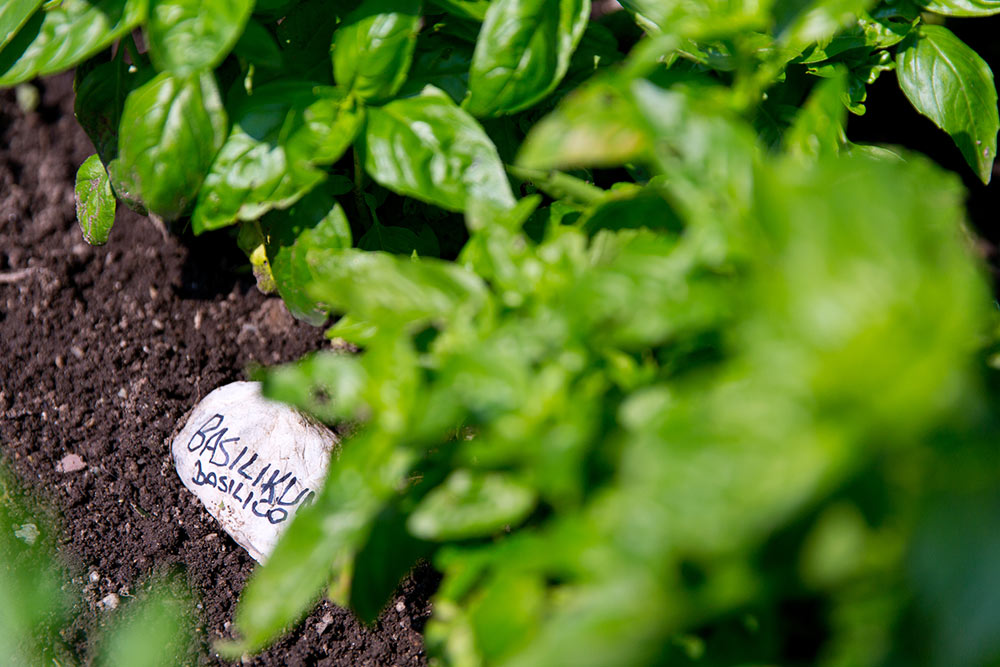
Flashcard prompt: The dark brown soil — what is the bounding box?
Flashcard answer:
[0,73,437,666]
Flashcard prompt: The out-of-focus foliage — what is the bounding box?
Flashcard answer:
[0,466,197,665]
[2,0,1000,665]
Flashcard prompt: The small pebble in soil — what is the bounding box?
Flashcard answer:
[171,382,338,562]
[100,593,119,611]
[89,570,100,584]
[56,453,86,473]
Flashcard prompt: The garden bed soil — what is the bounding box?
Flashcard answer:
[0,73,437,666]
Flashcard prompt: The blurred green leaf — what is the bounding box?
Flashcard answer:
[408,470,538,540]
[95,574,196,667]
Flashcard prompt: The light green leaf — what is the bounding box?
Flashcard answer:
[306,248,488,326]
[465,0,591,117]
[360,86,515,212]
[262,183,353,325]
[0,0,43,52]
[0,0,147,87]
[333,0,422,103]
[408,470,538,541]
[919,0,1000,15]
[109,71,226,221]
[517,74,650,170]
[147,0,253,74]
[192,83,363,233]
[75,154,116,246]
[897,25,999,184]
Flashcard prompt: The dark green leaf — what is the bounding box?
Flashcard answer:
[262,184,353,325]
[427,0,489,19]
[73,54,154,166]
[233,19,284,70]
[75,154,116,245]
[0,0,147,87]
[147,0,252,74]
[0,0,43,52]
[192,83,363,233]
[109,71,226,221]
[359,86,515,212]
[896,25,999,183]
[359,221,441,256]
[333,0,422,103]
[399,30,472,103]
[274,0,341,82]
[349,506,434,624]
[408,470,537,540]
[465,0,591,117]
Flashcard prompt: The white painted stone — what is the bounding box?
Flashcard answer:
[171,381,337,562]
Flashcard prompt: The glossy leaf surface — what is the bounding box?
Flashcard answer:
[147,0,253,73]
[333,0,422,103]
[897,25,999,183]
[465,0,591,116]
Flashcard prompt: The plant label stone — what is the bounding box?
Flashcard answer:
[172,381,337,562]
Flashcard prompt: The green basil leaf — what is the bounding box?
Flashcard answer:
[517,75,650,170]
[0,0,147,86]
[783,71,848,158]
[919,0,1000,15]
[232,18,284,70]
[73,54,154,166]
[426,0,490,20]
[896,25,999,184]
[109,71,227,221]
[349,505,434,624]
[398,30,472,103]
[147,0,253,74]
[465,0,591,117]
[192,83,363,233]
[359,221,441,256]
[274,0,340,82]
[333,0,422,103]
[407,470,537,541]
[306,248,488,326]
[75,154,116,245]
[262,184,353,326]
[360,86,515,212]
[0,0,44,52]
